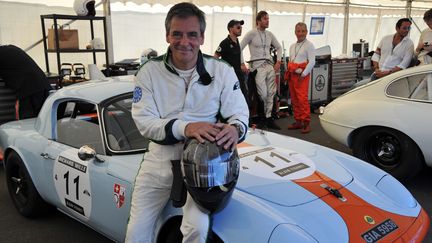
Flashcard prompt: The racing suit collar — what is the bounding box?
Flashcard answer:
[163,48,212,86]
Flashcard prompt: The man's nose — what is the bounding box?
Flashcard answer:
[179,35,189,44]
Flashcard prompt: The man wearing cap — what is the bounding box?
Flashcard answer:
[214,20,249,100]
[240,10,282,130]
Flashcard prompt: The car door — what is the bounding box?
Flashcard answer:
[41,99,131,241]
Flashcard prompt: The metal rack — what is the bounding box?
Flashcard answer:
[330,58,360,99]
[40,14,109,79]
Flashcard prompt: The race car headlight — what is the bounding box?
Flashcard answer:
[376,174,416,208]
[269,224,318,242]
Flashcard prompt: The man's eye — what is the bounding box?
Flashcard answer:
[187,32,199,38]
[172,32,182,38]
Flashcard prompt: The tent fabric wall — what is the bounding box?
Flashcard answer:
[0,0,430,74]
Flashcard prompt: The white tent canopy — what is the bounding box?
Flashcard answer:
[0,0,430,73]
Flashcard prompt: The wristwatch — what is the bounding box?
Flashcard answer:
[231,123,244,139]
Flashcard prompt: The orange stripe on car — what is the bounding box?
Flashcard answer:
[294,171,428,242]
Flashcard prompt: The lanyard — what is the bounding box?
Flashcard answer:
[258,30,267,57]
[293,40,305,62]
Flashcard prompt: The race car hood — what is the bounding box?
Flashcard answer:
[235,145,353,206]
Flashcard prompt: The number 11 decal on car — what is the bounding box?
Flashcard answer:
[53,149,92,219]
[238,146,316,180]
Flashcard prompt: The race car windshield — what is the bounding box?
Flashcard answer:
[103,96,149,153]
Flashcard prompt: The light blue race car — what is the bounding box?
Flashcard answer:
[0,78,429,242]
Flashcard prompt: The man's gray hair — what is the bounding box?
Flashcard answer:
[295,22,308,30]
[165,2,206,35]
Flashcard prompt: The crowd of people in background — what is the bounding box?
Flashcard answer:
[214,8,432,134]
[1,7,432,131]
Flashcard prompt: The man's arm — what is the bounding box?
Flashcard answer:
[371,48,382,71]
[214,41,223,59]
[132,65,189,145]
[302,42,316,77]
[397,42,414,70]
[216,65,249,150]
[239,31,253,66]
[270,31,283,72]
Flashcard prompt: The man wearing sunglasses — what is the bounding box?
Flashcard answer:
[214,19,249,101]
[371,18,414,80]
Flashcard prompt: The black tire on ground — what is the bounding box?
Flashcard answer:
[352,127,424,180]
[5,151,53,217]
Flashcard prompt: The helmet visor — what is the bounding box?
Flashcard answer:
[182,155,239,188]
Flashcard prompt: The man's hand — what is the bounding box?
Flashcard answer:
[295,68,302,74]
[241,63,249,74]
[214,123,239,151]
[375,69,391,78]
[184,122,221,143]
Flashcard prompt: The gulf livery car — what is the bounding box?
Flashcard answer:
[0,78,429,242]
[320,64,432,180]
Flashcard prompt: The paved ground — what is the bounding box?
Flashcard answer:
[0,114,430,242]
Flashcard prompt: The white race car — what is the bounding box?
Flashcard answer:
[320,64,432,179]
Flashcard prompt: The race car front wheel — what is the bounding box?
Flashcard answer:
[5,151,52,217]
[352,127,424,180]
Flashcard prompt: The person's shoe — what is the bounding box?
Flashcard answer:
[266,118,281,130]
[287,120,302,130]
[301,121,311,134]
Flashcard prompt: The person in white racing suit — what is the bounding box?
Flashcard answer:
[125,2,249,243]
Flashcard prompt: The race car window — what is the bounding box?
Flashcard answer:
[386,73,432,101]
[56,100,105,154]
[102,96,149,153]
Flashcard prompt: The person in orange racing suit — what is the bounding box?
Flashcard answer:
[284,22,315,134]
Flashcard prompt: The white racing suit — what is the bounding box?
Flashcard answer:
[126,50,249,243]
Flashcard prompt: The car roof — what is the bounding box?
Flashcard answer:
[51,77,135,104]
[35,76,135,138]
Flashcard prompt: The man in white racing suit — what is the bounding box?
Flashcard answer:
[240,10,282,130]
[126,2,249,243]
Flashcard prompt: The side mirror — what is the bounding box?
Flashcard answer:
[78,145,104,162]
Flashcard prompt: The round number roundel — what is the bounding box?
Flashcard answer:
[238,146,316,180]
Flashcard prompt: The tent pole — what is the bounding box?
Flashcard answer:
[102,0,114,65]
[342,0,349,54]
[252,0,257,27]
[302,0,307,23]
[406,0,412,18]
[372,8,382,52]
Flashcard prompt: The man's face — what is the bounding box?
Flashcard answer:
[230,24,242,37]
[295,25,308,42]
[166,16,204,70]
[258,15,269,29]
[396,21,411,37]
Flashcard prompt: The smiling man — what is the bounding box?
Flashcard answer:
[371,18,414,80]
[127,2,249,243]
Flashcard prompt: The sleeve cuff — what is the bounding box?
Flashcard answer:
[172,120,191,140]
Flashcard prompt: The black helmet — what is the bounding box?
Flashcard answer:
[181,139,239,213]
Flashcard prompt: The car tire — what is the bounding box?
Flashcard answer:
[5,151,53,217]
[352,127,424,180]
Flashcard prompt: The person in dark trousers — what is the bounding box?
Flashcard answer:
[0,44,52,119]
[214,19,249,100]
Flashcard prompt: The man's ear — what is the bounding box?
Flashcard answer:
[200,32,205,45]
